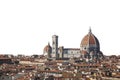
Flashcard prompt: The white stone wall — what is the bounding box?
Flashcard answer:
[63,49,80,58]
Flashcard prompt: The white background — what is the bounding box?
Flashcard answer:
[0,0,120,56]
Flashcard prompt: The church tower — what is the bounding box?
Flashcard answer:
[52,35,59,59]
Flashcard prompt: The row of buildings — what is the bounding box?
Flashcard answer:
[0,54,120,80]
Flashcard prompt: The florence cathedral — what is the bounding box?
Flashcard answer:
[43,28,103,61]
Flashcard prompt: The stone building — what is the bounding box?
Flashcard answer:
[43,28,103,60]
[80,28,103,60]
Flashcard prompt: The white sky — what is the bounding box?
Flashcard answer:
[0,0,120,56]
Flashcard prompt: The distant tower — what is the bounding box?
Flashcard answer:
[52,35,59,59]
[59,46,64,59]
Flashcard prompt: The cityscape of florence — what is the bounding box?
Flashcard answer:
[0,0,120,80]
[0,28,120,80]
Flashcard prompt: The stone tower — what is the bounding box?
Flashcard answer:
[52,35,59,59]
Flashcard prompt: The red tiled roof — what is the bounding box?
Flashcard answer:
[43,43,52,52]
[81,33,97,45]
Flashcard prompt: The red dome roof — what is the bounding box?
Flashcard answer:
[81,33,97,45]
[80,28,100,54]
[44,43,52,53]
[80,29,99,46]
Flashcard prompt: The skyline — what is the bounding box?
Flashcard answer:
[0,0,120,56]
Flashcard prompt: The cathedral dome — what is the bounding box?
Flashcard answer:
[43,43,52,54]
[80,28,100,53]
